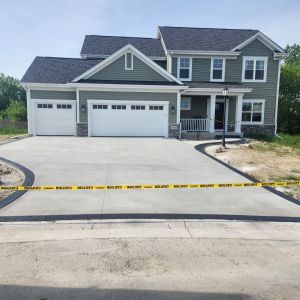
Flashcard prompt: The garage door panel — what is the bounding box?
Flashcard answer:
[90,102,168,137]
[35,102,76,136]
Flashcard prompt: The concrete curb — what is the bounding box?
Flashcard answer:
[0,213,299,223]
[0,157,35,209]
[195,139,300,207]
[0,134,31,146]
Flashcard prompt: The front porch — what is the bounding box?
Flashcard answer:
[179,93,244,138]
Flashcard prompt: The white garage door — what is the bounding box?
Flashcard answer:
[34,101,76,136]
[89,101,168,137]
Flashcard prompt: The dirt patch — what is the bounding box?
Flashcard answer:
[206,140,300,201]
[0,161,25,201]
[0,135,13,144]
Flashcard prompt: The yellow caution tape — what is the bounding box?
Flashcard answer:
[0,181,299,191]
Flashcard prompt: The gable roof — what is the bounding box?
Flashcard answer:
[80,35,165,58]
[158,26,260,52]
[21,57,103,84]
[73,44,182,84]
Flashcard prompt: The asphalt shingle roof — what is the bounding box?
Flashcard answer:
[81,35,165,57]
[21,56,178,85]
[158,26,259,51]
[21,57,103,83]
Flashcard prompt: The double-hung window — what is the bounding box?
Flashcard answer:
[242,100,265,124]
[178,57,192,80]
[211,58,225,81]
[242,57,268,82]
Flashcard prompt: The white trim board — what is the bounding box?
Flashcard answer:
[231,32,285,53]
[72,44,183,85]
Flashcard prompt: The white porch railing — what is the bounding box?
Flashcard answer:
[180,118,209,132]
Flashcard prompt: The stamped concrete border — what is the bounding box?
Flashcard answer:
[195,139,300,207]
[0,157,35,209]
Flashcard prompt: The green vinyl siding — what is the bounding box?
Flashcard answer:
[180,96,207,118]
[171,39,279,125]
[227,97,236,125]
[30,90,76,100]
[90,54,168,82]
[172,57,177,77]
[225,39,279,125]
[79,91,177,124]
[192,58,210,81]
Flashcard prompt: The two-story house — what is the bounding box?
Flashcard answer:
[21,26,286,138]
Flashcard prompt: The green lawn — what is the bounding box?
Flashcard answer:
[0,127,27,135]
[248,133,300,155]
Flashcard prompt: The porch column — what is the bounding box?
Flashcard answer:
[209,95,216,133]
[235,94,243,133]
[176,91,181,124]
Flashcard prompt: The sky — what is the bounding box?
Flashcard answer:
[0,0,299,79]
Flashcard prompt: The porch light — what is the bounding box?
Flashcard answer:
[222,86,229,147]
[171,106,175,114]
[81,104,86,113]
[223,86,229,97]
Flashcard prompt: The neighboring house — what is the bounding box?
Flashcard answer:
[21,26,286,138]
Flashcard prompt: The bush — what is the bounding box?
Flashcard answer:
[2,100,27,122]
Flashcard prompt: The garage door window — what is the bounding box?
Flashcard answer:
[37,104,52,109]
[131,105,145,110]
[149,105,163,111]
[57,104,72,109]
[112,105,126,110]
[93,104,108,109]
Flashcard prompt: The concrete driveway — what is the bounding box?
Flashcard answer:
[0,136,299,217]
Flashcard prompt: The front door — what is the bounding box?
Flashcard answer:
[215,102,225,130]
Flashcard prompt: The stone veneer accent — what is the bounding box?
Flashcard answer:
[241,125,275,136]
[77,123,88,137]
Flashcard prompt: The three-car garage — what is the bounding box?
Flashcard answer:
[31,99,169,137]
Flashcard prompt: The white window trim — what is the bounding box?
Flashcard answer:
[125,52,133,70]
[242,56,268,83]
[210,58,225,82]
[177,57,192,81]
[180,97,191,110]
[241,99,265,125]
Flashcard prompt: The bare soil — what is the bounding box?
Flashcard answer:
[0,135,13,144]
[206,140,300,200]
[0,161,25,200]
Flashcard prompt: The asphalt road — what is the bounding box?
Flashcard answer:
[0,220,299,300]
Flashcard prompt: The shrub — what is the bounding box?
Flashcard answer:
[2,100,27,122]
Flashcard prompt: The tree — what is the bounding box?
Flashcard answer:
[285,44,300,66]
[278,47,300,134]
[0,73,26,111]
[1,100,27,122]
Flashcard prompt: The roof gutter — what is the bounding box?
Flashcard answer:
[167,50,241,57]
[67,82,188,91]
